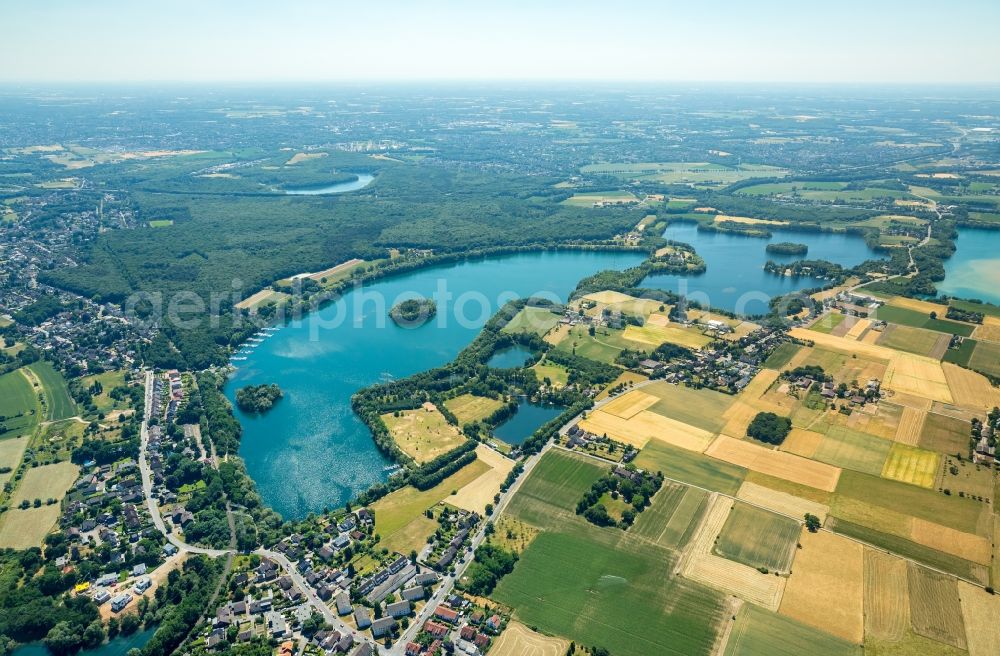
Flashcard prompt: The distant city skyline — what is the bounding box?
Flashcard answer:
[3,0,999,84]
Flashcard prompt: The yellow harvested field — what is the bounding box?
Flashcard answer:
[893,406,926,446]
[234,288,288,310]
[861,330,882,344]
[645,312,671,327]
[907,564,967,650]
[490,622,568,656]
[959,581,1000,656]
[890,391,933,412]
[972,319,1000,343]
[444,393,506,424]
[736,481,829,523]
[719,321,761,341]
[943,363,1000,410]
[0,505,62,549]
[886,296,951,315]
[450,446,515,514]
[713,214,788,226]
[779,528,864,643]
[911,519,992,565]
[306,258,364,282]
[780,428,824,459]
[739,368,780,399]
[886,354,953,404]
[705,435,841,492]
[680,496,786,610]
[880,443,940,489]
[285,151,327,165]
[9,461,79,506]
[844,318,871,340]
[0,436,28,487]
[578,409,715,452]
[622,323,712,349]
[543,323,571,346]
[721,401,760,437]
[863,549,910,641]
[600,390,659,419]
[583,290,638,305]
[381,404,465,463]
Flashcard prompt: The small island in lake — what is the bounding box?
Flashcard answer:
[236,383,283,413]
[389,298,437,326]
[765,242,809,256]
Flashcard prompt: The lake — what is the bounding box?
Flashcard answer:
[13,627,157,656]
[284,173,374,195]
[937,226,1000,305]
[487,344,536,369]
[642,222,882,315]
[492,398,564,445]
[226,250,645,519]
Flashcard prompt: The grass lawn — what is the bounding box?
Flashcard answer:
[810,312,846,334]
[713,503,801,573]
[502,307,561,337]
[78,370,127,413]
[643,381,735,433]
[555,325,636,365]
[634,441,746,497]
[763,342,801,369]
[725,603,860,656]
[371,459,490,551]
[381,406,466,463]
[0,368,41,439]
[26,361,77,420]
[493,528,726,656]
[873,306,975,337]
[444,394,506,425]
[532,361,570,387]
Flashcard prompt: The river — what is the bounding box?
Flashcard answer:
[641,222,882,315]
[283,173,374,195]
[226,250,645,519]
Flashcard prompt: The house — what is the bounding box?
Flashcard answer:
[486,614,502,632]
[132,576,151,594]
[351,644,373,656]
[354,607,372,629]
[434,606,459,624]
[386,600,411,618]
[415,572,438,586]
[110,592,132,613]
[335,591,353,615]
[278,641,294,656]
[93,589,111,604]
[460,626,476,641]
[205,630,225,650]
[473,633,491,650]
[400,585,424,602]
[423,620,449,638]
[405,643,422,656]
[370,616,396,638]
[266,610,288,638]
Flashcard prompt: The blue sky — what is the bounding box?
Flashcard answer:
[3,0,998,83]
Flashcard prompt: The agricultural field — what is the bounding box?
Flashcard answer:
[880,443,940,488]
[877,324,948,358]
[864,550,910,642]
[725,604,861,656]
[762,342,801,369]
[0,436,28,488]
[705,436,842,492]
[555,324,635,364]
[381,404,466,463]
[809,312,846,334]
[0,505,64,549]
[490,622,568,656]
[578,407,715,452]
[502,306,562,337]
[581,161,787,187]
[630,482,708,549]
[642,381,736,433]
[0,368,40,439]
[449,445,515,514]
[505,449,606,526]
[712,502,800,573]
[873,305,975,337]
[907,564,967,650]
[736,480,830,521]
[811,426,892,476]
[959,582,1000,656]
[444,393,506,425]
[370,458,489,554]
[622,323,714,350]
[562,190,638,206]
[233,288,289,311]
[968,340,1000,377]
[633,441,746,496]
[918,411,970,454]
[7,461,79,507]
[779,529,865,643]
[25,361,77,421]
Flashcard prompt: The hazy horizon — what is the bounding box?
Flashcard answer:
[3,0,999,84]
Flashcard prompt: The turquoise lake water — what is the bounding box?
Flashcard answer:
[226,250,645,519]
[642,222,882,315]
[937,227,1000,305]
[284,173,374,195]
[13,627,156,656]
[487,344,536,369]
[492,399,564,445]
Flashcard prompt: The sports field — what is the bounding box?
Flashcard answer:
[713,503,800,573]
[503,306,562,337]
[381,405,466,463]
[444,393,505,425]
[631,482,708,549]
[633,441,746,496]
[724,604,860,656]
